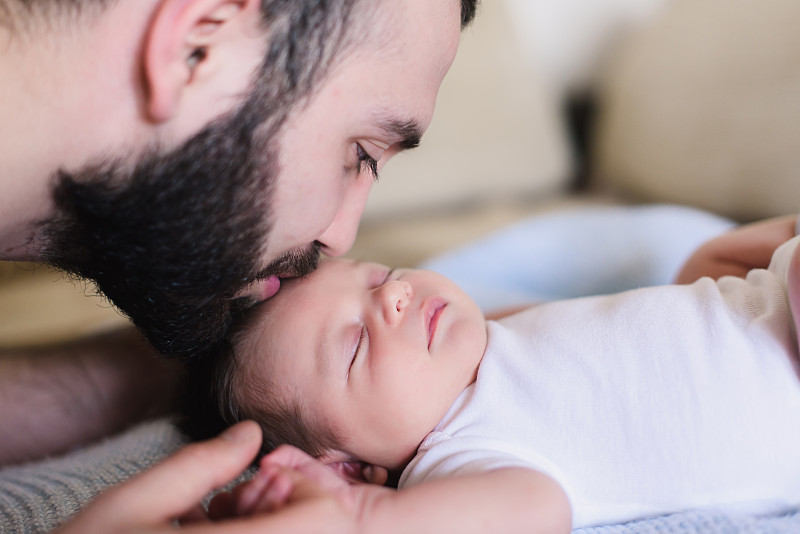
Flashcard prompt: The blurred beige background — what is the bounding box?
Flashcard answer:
[3,0,799,348]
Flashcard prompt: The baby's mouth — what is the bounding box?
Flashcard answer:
[425,299,447,349]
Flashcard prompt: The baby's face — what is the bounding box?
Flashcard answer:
[254,258,487,470]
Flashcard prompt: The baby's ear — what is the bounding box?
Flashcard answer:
[321,456,389,486]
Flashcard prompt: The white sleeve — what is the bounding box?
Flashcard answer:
[767,234,800,284]
[399,434,574,501]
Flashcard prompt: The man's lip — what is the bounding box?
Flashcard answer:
[424,298,446,349]
[258,276,281,301]
[235,276,281,302]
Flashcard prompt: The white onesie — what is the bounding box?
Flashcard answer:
[400,236,800,528]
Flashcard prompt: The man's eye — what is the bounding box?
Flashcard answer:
[356,143,380,181]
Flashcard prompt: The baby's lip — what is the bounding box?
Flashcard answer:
[424,298,447,349]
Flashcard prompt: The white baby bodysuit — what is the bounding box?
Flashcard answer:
[400,236,800,528]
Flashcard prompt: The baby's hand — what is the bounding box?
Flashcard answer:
[210,445,361,519]
[210,445,383,533]
[208,462,295,518]
[259,445,357,507]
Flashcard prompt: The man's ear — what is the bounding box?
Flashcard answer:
[143,0,261,122]
[319,451,390,486]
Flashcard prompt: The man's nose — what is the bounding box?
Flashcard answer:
[377,280,413,326]
[316,178,373,257]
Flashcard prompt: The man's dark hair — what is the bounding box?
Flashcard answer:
[36,0,480,361]
[3,0,478,26]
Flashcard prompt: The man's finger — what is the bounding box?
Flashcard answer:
[103,421,262,524]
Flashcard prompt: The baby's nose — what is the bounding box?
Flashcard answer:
[378,280,413,325]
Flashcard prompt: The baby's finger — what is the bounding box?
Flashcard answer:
[239,463,293,515]
[261,445,345,492]
[260,443,324,470]
[234,465,277,515]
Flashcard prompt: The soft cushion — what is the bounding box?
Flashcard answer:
[594,0,800,221]
[362,0,570,221]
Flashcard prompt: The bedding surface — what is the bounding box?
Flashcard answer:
[4,419,799,533]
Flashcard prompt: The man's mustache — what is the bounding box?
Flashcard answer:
[260,240,322,280]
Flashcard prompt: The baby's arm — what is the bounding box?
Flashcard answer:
[228,445,571,534]
[357,467,570,533]
[675,214,797,284]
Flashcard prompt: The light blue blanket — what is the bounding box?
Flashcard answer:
[421,203,736,310]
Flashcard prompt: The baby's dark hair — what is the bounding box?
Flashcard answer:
[179,300,342,461]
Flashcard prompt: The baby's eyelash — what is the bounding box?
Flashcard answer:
[357,327,367,350]
[356,143,380,182]
[350,326,367,376]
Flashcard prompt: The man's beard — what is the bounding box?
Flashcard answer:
[39,101,320,360]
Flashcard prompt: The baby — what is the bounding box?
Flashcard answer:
[184,216,800,531]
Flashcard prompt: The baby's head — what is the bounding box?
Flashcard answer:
[209,258,487,482]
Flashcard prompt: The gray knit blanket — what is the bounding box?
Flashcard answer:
[0,419,183,533]
[2,418,799,533]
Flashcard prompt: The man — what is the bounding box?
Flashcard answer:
[1,0,478,530]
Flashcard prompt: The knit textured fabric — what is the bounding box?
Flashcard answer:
[0,418,185,533]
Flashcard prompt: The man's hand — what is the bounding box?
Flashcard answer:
[55,421,262,533]
[57,427,367,534]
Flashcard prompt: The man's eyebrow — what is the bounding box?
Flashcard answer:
[379,118,422,151]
